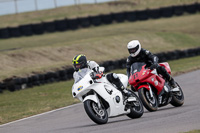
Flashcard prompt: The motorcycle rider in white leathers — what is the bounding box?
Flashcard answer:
[72,54,131,96]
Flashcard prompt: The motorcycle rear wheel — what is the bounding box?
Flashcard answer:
[126,91,144,119]
[84,100,108,124]
[138,88,158,112]
[170,82,184,107]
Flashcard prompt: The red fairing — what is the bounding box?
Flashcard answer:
[159,62,171,75]
[128,64,166,95]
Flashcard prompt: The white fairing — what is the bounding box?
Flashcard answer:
[72,71,130,117]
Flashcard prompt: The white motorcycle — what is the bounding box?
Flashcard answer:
[72,67,144,124]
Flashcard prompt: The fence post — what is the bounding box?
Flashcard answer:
[14,0,18,14]
[34,0,38,11]
[54,0,57,8]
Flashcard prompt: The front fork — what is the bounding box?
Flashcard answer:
[147,83,154,98]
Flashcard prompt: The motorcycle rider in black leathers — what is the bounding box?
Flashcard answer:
[72,54,131,97]
[126,40,177,90]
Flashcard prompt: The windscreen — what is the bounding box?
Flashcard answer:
[130,62,146,75]
[74,68,91,83]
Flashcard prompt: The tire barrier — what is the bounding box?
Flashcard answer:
[0,3,199,39]
[90,15,102,26]
[55,19,68,31]
[147,8,161,19]
[44,21,56,33]
[173,5,185,16]
[32,23,44,34]
[125,11,137,22]
[185,3,198,13]
[67,18,79,30]
[160,7,174,17]
[136,10,149,20]
[78,17,91,28]
[0,47,200,93]
[19,24,33,36]
[0,28,10,39]
[112,12,126,22]
[100,14,113,24]
[9,27,21,37]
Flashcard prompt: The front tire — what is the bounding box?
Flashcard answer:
[138,87,158,112]
[170,82,184,107]
[126,91,144,119]
[84,100,108,124]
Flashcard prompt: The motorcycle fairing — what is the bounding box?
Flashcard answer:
[72,72,130,117]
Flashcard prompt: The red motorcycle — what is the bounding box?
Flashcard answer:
[128,62,184,112]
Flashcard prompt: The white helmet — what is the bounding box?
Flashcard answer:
[127,40,141,57]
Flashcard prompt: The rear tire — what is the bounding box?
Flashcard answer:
[84,100,108,124]
[126,91,144,119]
[170,82,184,107]
[138,87,158,112]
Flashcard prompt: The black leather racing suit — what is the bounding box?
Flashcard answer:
[126,48,172,82]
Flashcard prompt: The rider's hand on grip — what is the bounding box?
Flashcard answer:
[150,63,158,70]
[95,72,103,79]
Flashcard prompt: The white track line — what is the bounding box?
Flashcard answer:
[0,103,81,127]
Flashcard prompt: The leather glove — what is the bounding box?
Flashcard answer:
[95,72,103,79]
[150,63,158,70]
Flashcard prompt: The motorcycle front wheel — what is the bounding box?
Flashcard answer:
[84,100,108,124]
[170,82,184,107]
[138,87,158,112]
[126,91,144,119]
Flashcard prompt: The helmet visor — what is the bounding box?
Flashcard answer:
[128,45,139,54]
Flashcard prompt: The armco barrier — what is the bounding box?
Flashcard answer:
[0,3,199,39]
[0,47,200,93]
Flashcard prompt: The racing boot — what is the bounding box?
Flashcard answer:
[158,66,177,88]
[168,77,177,88]
[112,73,132,97]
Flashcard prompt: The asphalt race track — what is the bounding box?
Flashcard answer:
[0,70,200,133]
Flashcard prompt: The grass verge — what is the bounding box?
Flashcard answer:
[0,0,199,28]
[183,130,200,133]
[0,13,200,80]
[0,55,200,125]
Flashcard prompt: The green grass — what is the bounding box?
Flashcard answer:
[183,130,200,133]
[0,55,200,125]
[0,13,200,80]
[0,0,199,28]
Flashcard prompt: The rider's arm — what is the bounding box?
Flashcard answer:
[126,57,132,78]
[144,49,159,64]
[87,60,100,73]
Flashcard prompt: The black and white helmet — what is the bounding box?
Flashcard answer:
[127,40,141,57]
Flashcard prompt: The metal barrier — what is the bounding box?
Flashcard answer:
[0,0,116,16]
